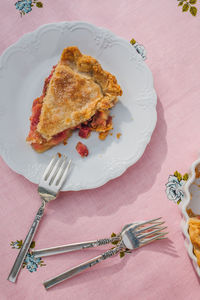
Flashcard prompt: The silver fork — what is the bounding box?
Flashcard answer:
[43,218,168,289]
[32,218,165,258]
[7,154,71,283]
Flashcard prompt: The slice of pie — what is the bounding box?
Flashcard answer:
[26,46,122,152]
[188,216,200,267]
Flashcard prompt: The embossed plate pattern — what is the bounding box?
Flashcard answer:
[0,22,157,191]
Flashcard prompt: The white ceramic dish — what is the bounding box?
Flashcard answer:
[181,158,200,277]
[0,21,157,191]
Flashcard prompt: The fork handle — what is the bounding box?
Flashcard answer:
[7,201,46,283]
[43,245,122,289]
[32,237,120,258]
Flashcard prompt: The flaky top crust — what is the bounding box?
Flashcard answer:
[37,46,122,140]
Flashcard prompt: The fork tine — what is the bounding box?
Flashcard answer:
[136,222,165,234]
[137,227,167,239]
[56,159,72,189]
[53,156,67,186]
[48,157,63,185]
[135,217,162,228]
[141,232,168,245]
[42,154,58,181]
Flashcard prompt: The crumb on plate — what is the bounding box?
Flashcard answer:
[99,131,109,141]
[76,142,89,157]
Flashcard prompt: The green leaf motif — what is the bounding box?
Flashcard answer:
[178,1,184,6]
[111,232,116,237]
[111,240,119,245]
[182,3,189,11]
[120,251,125,258]
[30,241,35,249]
[183,173,189,181]
[130,38,136,45]
[190,6,197,15]
[174,171,182,182]
[36,2,43,8]
[174,171,179,177]
[189,0,197,4]
[179,173,182,179]
[17,240,23,248]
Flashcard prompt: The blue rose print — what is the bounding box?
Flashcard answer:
[165,175,185,204]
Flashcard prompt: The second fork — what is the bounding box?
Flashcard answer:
[32,218,165,258]
[43,218,168,289]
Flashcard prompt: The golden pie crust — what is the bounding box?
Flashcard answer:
[188,217,200,267]
[37,46,122,141]
[26,47,122,152]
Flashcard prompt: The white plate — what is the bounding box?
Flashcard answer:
[0,22,157,191]
[181,158,200,277]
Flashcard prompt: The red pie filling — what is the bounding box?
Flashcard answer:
[78,125,91,139]
[76,142,89,157]
[27,65,113,152]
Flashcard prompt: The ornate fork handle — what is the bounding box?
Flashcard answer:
[32,236,120,258]
[43,244,123,289]
[7,201,46,282]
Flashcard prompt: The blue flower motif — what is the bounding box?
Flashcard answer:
[23,4,32,13]
[15,1,25,11]
[15,0,32,14]
[26,262,38,272]
[24,253,41,273]
[165,175,185,203]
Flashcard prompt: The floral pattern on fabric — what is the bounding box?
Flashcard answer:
[165,171,189,204]
[177,0,198,16]
[15,0,43,16]
[130,38,146,60]
[24,253,42,272]
[10,240,46,272]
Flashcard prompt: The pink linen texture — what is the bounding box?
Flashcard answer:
[0,0,200,299]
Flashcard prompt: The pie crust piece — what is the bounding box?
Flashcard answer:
[26,46,122,152]
[188,217,200,267]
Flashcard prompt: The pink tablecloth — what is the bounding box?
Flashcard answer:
[1,1,200,299]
